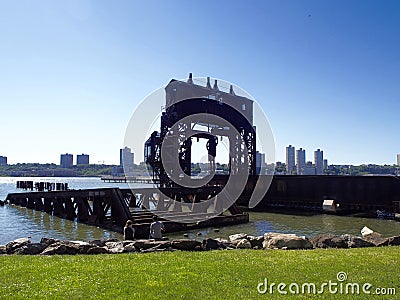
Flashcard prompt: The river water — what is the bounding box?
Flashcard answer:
[1,177,400,245]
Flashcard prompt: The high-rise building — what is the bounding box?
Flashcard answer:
[296,148,306,175]
[60,153,73,168]
[120,147,135,174]
[0,156,7,166]
[323,159,328,170]
[255,151,265,174]
[314,149,324,175]
[76,154,89,165]
[286,145,295,174]
[397,154,400,166]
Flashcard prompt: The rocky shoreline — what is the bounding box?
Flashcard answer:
[1,227,399,255]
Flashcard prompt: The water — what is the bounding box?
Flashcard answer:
[0,177,148,244]
[1,177,400,245]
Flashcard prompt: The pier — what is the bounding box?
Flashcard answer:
[101,176,159,184]
[5,187,249,238]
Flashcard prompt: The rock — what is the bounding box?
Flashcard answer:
[90,239,105,247]
[171,239,202,251]
[236,239,252,249]
[229,233,247,242]
[104,238,119,243]
[310,234,342,248]
[41,242,79,255]
[248,235,264,248]
[361,226,374,236]
[202,238,221,250]
[342,235,375,248]
[362,232,389,247]
[388,235,400,246]
[69,241,95,254]
[130,240,171,251]
[330,236,349,248]
[89,238,118,248]
[122,240,135,247]
[87,246,109,255]
[123,242,137,253]
[40,237,59,246]
[183,233,189,238]
[15,243,47,255]
[6,238,31,254]
[263,233,313,250]
[0,245,7,254]
[213,228,220,232]
[105,241,125,253]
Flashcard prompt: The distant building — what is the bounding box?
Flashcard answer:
[286,145,295,174]
[60,153,73,168]
[304,161,316,175]
[314,149,324,175]
[76,154,89,165]
[0,156,7,166]
[111,166,124,177]
[296,148,306,175]
[397,154,400,166]
[120,147,135,174]
[323,159,328,170]
[255,151,265,174]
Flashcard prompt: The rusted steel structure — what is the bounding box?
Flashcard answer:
[6,187,249,238]
[213,175,400,214]
[144,75,256,188]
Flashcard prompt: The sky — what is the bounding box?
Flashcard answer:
[0,0,399,165]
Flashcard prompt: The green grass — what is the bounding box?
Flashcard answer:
[1,247,399,299]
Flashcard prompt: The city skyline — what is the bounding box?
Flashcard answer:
[1,1,400,165]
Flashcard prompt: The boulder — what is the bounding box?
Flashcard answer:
[41,242,79,255]
[342,235,375,248]
[361,226,374,236]
[40,237,59,246]
[236,239,252,249]
[122,240,135,247]
[6,238,31,254]
[202,238,221,250]
[330,236,349,248]
[87,246,109,255]
[123,242,137,253]
[130,240,171,251]
[263,233,313,250]
[248,235,264,248]
[171,239,202,251]
[15,243,47,255]
[229,233,247,242]
[388,235,400,246]
[89,238,119,248]
[0,245,7,254]
[69,241,95,254]
[362,232,389,247]
[105,241,125,254]
[310,234,348,248]
[90,239,105,247]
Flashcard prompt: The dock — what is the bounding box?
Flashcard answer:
[101,176,159,184]
[5,187,249,238]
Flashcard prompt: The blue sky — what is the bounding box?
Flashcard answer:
[0,0,399,165]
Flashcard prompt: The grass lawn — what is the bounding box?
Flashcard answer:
[1,247,399,299]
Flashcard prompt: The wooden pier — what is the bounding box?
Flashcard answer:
[101,176,159,184]
[5,187,249,238]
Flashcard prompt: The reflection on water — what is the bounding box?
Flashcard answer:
[1,177,400,244]
[0,205,123,244]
